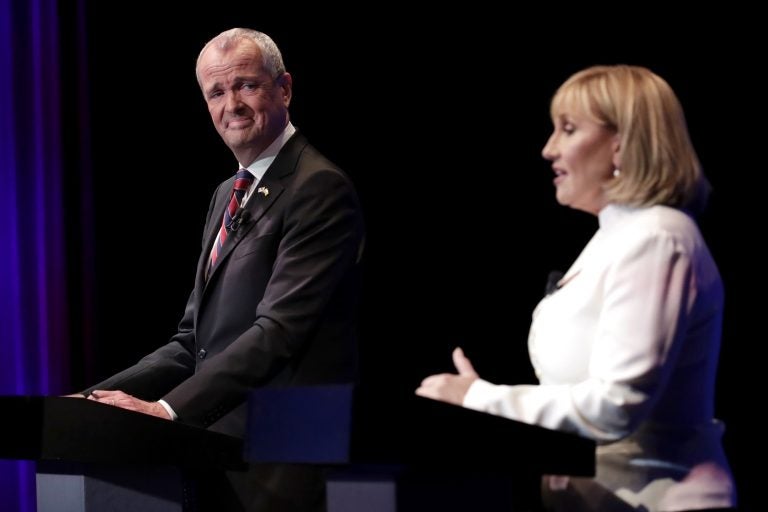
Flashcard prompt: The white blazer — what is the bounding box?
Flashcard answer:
[465,204,736,511]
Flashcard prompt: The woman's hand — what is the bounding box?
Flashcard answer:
[415,347,479,406]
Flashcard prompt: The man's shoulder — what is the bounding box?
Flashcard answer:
[287,138,349,179]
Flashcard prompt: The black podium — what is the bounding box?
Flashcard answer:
[2,396,244,512]
[245,385,595,512]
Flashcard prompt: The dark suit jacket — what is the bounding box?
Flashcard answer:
[86,131,364,510]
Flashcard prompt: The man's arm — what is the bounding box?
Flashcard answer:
[79,183,224,401]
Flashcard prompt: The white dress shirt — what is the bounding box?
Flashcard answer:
[464,204,736,511]
[238,122,296,205]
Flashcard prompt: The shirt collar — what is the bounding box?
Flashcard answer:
[239,122,296,182]
[598,203,636,231]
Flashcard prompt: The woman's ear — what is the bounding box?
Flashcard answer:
[611,134,622,169]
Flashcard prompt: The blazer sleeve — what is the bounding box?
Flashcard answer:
[81,183,225,399]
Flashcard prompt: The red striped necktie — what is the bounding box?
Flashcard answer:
[207,169,254,278]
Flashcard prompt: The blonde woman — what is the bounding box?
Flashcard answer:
[418,65,736,512]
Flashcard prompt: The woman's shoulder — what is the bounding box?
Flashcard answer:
[603,204,698,234]
[600,204,707,255]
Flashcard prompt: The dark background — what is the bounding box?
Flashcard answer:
[77,6,762,509]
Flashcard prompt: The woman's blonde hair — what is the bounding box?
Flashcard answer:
[551,65,709,213]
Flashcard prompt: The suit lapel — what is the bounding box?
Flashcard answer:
[207,179,284,275]
[196,181,233,287]
[200,131,308,290]
[204,182,233,254]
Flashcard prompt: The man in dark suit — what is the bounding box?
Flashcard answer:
[81,28,364,511]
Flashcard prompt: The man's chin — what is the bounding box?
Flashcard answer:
[224,132,255,148]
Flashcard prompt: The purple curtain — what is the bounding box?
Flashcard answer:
[1,0,91,509]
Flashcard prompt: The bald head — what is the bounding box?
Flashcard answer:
[196,28,286,88]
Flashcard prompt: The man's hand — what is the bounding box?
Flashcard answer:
[88,390,171,420]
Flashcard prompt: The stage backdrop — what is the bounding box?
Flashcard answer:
[1,4,763,510]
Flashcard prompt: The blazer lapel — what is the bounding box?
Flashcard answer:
[207,178,284,277]
[200,131,308,289]
[206,183,232,240]
[196,181,234,286]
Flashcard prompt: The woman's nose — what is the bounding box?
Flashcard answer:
[541,133,557,161]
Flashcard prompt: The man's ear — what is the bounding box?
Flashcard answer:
[278,72,293,107]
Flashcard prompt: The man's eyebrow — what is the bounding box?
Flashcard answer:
[204,73,271,97]
[204,80,223,94]
[232,75,262,83]
[206,75,262,90]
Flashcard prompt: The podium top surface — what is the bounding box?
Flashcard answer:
[2,395,244,470]
[246,385,596,476]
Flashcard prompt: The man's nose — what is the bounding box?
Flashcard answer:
[225,91,242,111]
